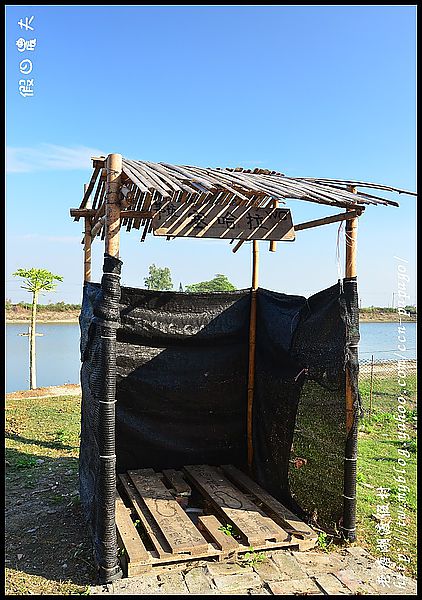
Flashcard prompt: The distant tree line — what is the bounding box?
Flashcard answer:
[5,300,81,311]
[360,305,416,314]
[143,265,237,292]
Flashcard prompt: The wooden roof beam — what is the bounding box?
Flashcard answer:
[294,208,364,232]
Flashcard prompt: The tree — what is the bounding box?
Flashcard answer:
[144,264,173,291]
[185,274,236,293]
[13,268,63,389]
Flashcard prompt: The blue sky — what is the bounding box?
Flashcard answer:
[6,5,416,306]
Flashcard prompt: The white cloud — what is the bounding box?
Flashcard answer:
[6,143,106,173]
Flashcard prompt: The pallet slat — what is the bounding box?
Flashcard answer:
[115,491,150,575]
[221,464,317,543]
[128,469,208,555]
[184,465,290,547]
[119,473,172,558]
[197,515,240,557]
[162,469,192,496]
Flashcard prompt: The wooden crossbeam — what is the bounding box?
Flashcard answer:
[70,208,153,219]
[294,209,363,232]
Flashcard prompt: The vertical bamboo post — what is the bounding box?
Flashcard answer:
[345,186,358,433]
[247,240,259,469]
[105,153,122,257]
[345,187,358,279]
[343,185,359,542]
[84,183,92,282]
[96,153,122,581]
[252,240,259,289]
[269,200,277,252]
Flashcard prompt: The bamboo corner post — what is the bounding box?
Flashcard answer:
[345,186,358,432]
[97,153,123,581]
[247,240,259,470]
[84,183,92,282]
[106,153,122,257]
[345,186,358,281]
[343,185,359,542]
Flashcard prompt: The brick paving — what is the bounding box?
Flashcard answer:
[90,546,417,595]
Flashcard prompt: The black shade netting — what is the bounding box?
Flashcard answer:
[79,277,360,553]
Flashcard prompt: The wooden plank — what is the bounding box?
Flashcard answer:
[119,473,172,558]
[115,490,150,573]
[184,465,289,546]
[197,515,239,556]
[128,469,208,555]
[162,469,191,497]
[71,208,154,219]
[220,465,316,541]
[80,167,100,211]
[152,201,295,241]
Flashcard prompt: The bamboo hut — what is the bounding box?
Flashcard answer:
[70,154,414,582]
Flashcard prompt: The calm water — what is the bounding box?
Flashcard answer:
[5,321,416,393]
[6,323,81,393]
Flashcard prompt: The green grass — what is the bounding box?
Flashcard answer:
[289,371,417,579]
[357,374,417,579]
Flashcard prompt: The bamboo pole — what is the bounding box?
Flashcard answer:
[345,186,358,432]
[84,183,92,282]
[294,208,363,232]
[343,185,359,542]
[345,186,358,281]
[247,240,259,469]
[96,153,123,580]
[252,240,259,289]
[106,153,122,257]
[270,200,277,252]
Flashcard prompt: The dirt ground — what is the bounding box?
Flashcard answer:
[5,456,96,594]
[5,392,95,594]
[6,384,81,401]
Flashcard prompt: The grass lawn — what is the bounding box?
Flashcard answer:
[357,370,417,579]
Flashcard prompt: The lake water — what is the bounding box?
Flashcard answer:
[6,321,416,393]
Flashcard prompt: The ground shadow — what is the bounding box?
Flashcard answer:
[5,432,74,452]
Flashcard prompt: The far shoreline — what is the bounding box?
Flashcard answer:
[6,319,80,324]
[6,317,417,325]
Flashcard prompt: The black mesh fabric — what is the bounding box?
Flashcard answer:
[79,278,360,570]
[79,255,122,582]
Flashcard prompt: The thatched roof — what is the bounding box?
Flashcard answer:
[70,156,415,243]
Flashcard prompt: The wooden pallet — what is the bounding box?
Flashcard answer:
[116,464,317,577]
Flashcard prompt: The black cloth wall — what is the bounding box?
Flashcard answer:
[79,279,359,565]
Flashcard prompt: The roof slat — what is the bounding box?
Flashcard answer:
[72,157,413,243]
